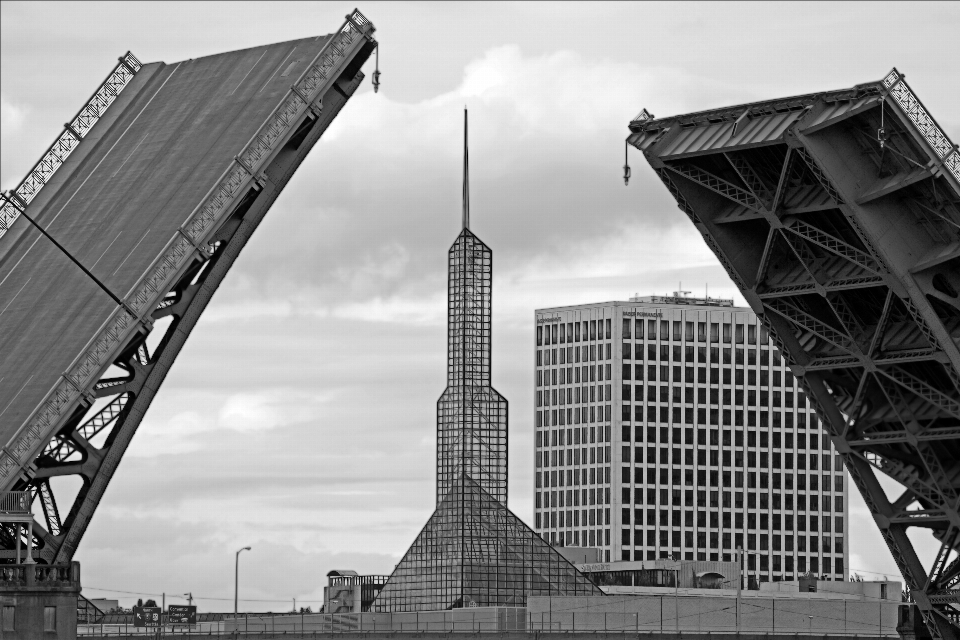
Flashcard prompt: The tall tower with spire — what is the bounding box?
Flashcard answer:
[373,112,601,612]
[436,110,507,506]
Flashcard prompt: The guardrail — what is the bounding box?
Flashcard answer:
[0,490,30,514]
[0,562,79,587]
[0,9,376,491]
[0,52,142,239]
[882,68,960,185]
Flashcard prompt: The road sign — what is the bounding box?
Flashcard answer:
[167,605,197,625]
[133,606,161,627]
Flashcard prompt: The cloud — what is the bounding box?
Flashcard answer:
[333,241,411,294]
[205,219,737,332]
[230,43,718,314]
[0,95,25,131]
[127,389,339,458]
[329,291,447,326]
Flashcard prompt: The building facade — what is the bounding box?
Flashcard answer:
[533,295,849,582]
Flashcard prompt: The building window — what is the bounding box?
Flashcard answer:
[2,606,14,631]
[44,607,57,632]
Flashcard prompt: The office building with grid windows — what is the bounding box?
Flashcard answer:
[533,295,849,582]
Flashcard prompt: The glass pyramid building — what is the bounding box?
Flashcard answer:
[372,112,601,612]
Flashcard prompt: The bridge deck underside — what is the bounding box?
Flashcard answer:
[631,77,960,637]
[0,35,330,431]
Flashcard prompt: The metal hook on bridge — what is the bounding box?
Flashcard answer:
[623,140,632,186]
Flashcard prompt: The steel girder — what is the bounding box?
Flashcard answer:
[630,71,960,637]
[0,67,370,566]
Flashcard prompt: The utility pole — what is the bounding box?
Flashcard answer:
[183,593,193,606]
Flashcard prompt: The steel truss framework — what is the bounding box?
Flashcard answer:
[437,230,508,505]
[630,69,960,638]
[0,12,377,565]
[373,475,601,611]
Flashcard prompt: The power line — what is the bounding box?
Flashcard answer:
[82,586,315,604]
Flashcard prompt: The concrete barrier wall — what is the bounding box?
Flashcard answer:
[223,607,526,633]
[526,595,898,636]
[213,596,896,637]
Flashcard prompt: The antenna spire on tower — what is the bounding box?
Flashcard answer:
[462,108,470,230]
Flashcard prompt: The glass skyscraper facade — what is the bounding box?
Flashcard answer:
[373,113,600,612]
[533,295,849,582]
[436,230,507,505]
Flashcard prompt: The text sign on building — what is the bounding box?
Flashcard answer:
[167,605,196,624]
[133,606,161,627]
[621,309,662,318]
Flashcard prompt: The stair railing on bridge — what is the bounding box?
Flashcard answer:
[0,52,142,239]
[883,68,960,185]
[0,10,376,495]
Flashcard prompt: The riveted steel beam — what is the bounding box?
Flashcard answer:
[635,70,960,637]
[665,162,763,211]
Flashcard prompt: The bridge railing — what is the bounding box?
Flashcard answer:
[0,563,80,588]
[0,52,142,239]
[883,68,960,185]
[0,10,376,491]
[0,491,30,515]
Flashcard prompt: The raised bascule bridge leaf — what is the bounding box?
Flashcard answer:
[629,69,960,638]
[0,10,377,565]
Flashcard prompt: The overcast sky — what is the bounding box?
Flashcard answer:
[2,1,958,612]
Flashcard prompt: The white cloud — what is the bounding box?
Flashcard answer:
[512,222,720,282]
[0,95,25,131]
[218,393,287,431]
[216,390,332,432]
[125,411,208,458]
[333,241,411,294]
[327,45,728,167]
[128,389,338,457]
[329,291,447,326]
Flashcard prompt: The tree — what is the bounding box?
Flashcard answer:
[144,599,158,608]
[137,599,143,608]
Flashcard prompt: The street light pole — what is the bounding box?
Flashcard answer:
[736,546,743,633]
[235,547,251,617]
